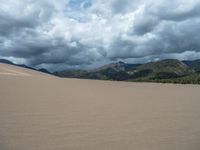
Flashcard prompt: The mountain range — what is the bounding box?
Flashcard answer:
[1,58,200,84]
[54,59,200,84]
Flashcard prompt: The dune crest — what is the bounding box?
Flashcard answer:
[0,64,31,77]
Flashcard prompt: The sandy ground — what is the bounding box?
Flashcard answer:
[0,63,200,150]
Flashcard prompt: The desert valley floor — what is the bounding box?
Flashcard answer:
[0,63,200,150]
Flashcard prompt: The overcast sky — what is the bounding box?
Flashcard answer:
[0,0,200,71]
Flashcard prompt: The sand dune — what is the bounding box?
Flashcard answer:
[0,63,200,150]
[0,65,31,76]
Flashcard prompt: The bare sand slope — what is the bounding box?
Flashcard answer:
[0,63,200,150]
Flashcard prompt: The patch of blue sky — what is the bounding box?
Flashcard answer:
[68,0,92,10]
[65,0,92,21]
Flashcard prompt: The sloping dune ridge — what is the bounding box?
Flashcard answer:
[0,63,200,150]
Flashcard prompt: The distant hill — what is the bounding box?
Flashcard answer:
[182,59,200,72]
[0,59,14,65]
[37,68,51,74]
[129,59,193,80]
[54,59,200,84]
[93,61,140,72]
[54,62,141,81]
[54,70,88,78]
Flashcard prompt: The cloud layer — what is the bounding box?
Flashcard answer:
[0,0,200,70]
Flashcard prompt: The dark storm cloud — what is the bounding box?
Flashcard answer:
[0,0,200,70]
[111,0,140,14]
[26,43,94,66]
[0,1,55,36]
[152,2,200,21]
